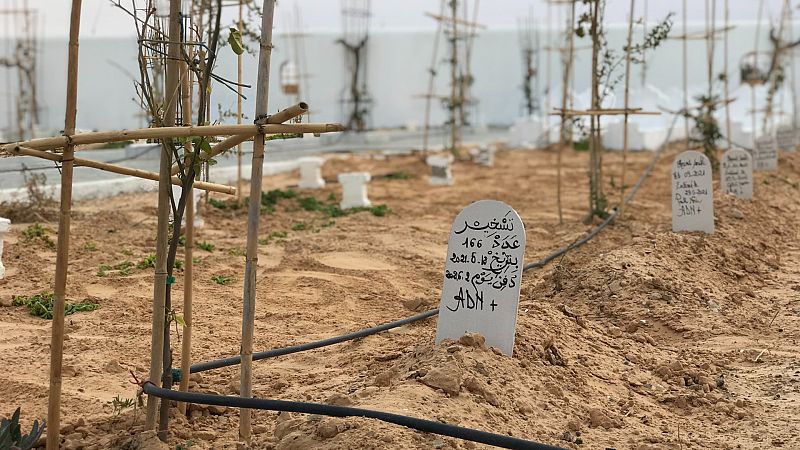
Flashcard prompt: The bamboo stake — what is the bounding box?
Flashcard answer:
[240,1,276,444]
[423,0,446,152]
[557,0,576,225]
[11,146,234,194]
[237,0,243,204]
[168,103,309,176]
[2,122,342,152]
[449,0,459,155]
[683,0,689,145]
[46,1,81,448]
[620,0,634,213]
[147,0,181,431]
[723,0,731,149]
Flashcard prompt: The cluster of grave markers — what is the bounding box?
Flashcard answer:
[672,128,795,234]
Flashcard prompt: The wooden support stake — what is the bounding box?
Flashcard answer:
[557,0,576,225]
[240,0,276,444]
[621,0,635,212]
[2,122,342,152]
[47,1,81,448]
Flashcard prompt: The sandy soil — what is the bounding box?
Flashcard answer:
[0,146,798,450]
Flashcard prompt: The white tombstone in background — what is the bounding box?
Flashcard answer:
[426,155,454,186]
[754,135,778,171]
[672,151,714,234]
[473,145,495,167]
[435,200,526,356]
[338,172,371,209]
[297,157,325,189]
[508,116,546,148]
[721,148,754,200]
[171,186,204,228]
[776,125,796,152]
[0,217,10,279]
[602,121,645,151]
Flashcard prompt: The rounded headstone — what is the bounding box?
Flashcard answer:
[672,151,714,234]
[435,200,526,356]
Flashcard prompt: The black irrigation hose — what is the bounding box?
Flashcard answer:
[142,383,566,450]
[185,308,440,376]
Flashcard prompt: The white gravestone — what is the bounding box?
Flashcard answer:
[435,200,526,356]
[297,157,325,189]
[672,151,714,234]
[473,145,495,167]
[426,155,454,186]
[0,217,10,279]
[754,135,778,172]
[720,149,753,200]
[171,186,204,228]
[338,172,371,209]
[776,125,796,152]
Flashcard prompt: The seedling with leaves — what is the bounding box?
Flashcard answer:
[21,223,55,249]
[12,292,99,319]
[108,395,135,417]
[211,275,232,285]
[0,407,44,450]
[196,241,214,252]
[574,0,673,219]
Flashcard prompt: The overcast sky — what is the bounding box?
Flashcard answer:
[8,0,795,38]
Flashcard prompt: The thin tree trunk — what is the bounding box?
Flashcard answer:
[237,0,244,203]
[240,1,276,444]
[146,0,181,431]
[46,1,82,448]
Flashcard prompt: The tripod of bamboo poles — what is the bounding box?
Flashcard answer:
[554,0,660,221]
[0,2,343,446]
[0,1,39,142]
[517,6,540,119]
[338,0,372,132]
[668,0,732,151]
[422,0,483,156]
[761,0,794,133]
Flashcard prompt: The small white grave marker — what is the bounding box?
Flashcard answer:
[754,135,778,172]
[721,148,753,200]
[672,151,714,234]
[435,200,526,356]
[426,155,454,186]
[171,186,204,228]
[338,172,371,209]
[297,157,325,189]
[473,145,495,167]
[776,125,796,152]
[0,217,10,279]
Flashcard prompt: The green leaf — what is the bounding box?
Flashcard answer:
[174,315,186,327]
[228,28,244,55]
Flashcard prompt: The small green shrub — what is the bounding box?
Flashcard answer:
[211,275,232,285]
[196,241,214,252]
[12,292,99,319]
[291,222,307,231]
[258,231,288,245]
[22,224,55,249]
